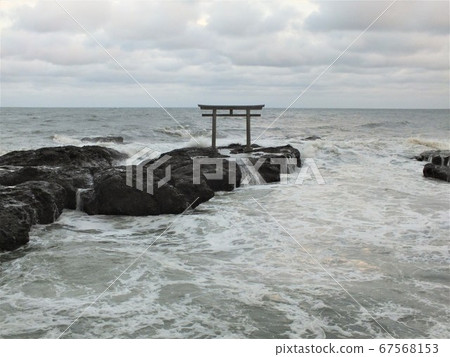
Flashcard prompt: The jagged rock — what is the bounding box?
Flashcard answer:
[414,150,449,182]
[81,136,124,144]
[0,181,66,251]
[81,155,215,215]
[221,144,301,184]
[0,143,301,250]
[415,150,450,165]
[224,144,301,166]
[423,164,450,182]
[0,145,126,168]
[226,143,262,154]
[197,159,242,191]
[81,168,164,215]
[303,135,321,141]
[251,145,302,166]
[166,146,228,159]
[165,147,242,191]
[248,158,283,183]
[0,203,34,251]
[0,166,92,209]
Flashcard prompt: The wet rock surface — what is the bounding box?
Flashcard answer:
[0,166,93,209]
[81,136,124,144]
[414,150,450,182]
[0,181,65,251]
[423,164,450,182]
[221,144,301,184]
[0,143,301,250]
[0,145,126,168]
[414,150,450,164]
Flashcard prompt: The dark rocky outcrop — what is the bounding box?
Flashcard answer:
[415,150,450,183]
[0,145,126,168]
[0,181,65,251]
[224,143,261,154]
[415,150,450,165]
[423,164,450,182]
[222,144,301,184]
[225,144,301,166]
[302,135,321,141]
[0,166,92,209]
[0,143,301,251]
[165,146,228,159]
[165,147,242,191]
[82,161,214,216]
[0,146,125,251]
[198,159,242,191]
[248,158,284,183]
[81,136,124,144]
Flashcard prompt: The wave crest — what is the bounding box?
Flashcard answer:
[52,134,82,146]
[407,137,450,150]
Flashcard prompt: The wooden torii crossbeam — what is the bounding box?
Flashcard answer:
[198,104,265,151]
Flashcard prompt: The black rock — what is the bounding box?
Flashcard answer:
[81,136,124,144]
[81,156,215,216]
[0,203,34,251]
[415,150,450,165]
[251,145,302,167]
[0,181,66,251]
[164,147,241,192]
[221,144,301,184]
[423,163,450,182]
[0,143,302,250]
[81,167,163,215]
[303,135,321,141]
[247,157,283,183]
[0,166,93,209]
[197,159,242,191]
[166,146,227,159]
[224,144,301,167]
[431,155,450,166]
[138,151,216,208]
[0,145,127,168]
[225,143,261,154]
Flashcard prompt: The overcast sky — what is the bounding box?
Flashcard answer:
[0,0,448,108]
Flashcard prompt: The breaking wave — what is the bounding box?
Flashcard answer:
[407,137,450,150]
[52,134,83,146]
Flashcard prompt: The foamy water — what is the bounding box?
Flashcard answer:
[0,108,449,338]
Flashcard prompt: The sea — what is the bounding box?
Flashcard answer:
[0,107,449,338]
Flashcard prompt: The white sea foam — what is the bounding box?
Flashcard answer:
[1,108,449,339]
[184,136,210,148]
[407,137,450,150]
[155,126,192,138]
[52,134,83,146]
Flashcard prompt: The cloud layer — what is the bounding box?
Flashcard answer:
[1,0,448,108]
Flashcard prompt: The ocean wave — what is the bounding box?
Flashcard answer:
[155,127,193,138]
[52,134,83,146]
[155,126,211,139]
[52,134,145,158]
[358,122,383,128]
[358,120,410,129]
[407,137,450,150]
[184,136,211,148]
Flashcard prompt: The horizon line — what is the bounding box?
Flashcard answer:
[1,106,449,110]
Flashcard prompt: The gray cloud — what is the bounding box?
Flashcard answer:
[206,2,294,37]
[306,1,449,33]
[13,1,111,33]
[0,0,448,108]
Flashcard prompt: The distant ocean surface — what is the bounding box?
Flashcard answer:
[0,107,449,338]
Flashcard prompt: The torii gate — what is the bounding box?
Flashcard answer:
[198,104,265,152]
